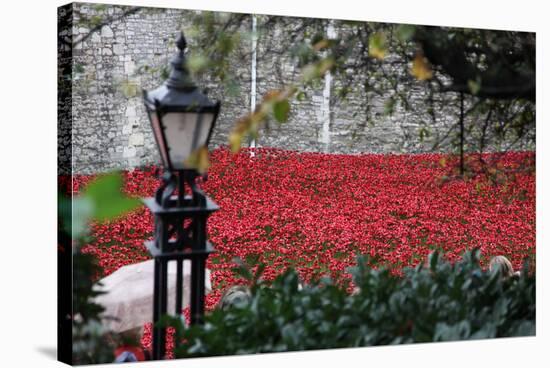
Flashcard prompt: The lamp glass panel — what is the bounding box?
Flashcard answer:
[148,110,169,167]
[162,112,213,169]
[196,112,214,147]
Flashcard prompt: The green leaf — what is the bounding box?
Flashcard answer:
[231,266,253,281]
[511,321,535,337]
[120,80,138,98]
[245,253,260,266]
[160,66,170,80]
[231,257,253,281]
[82,172,141,222]
[468,79,481,95]
[71,197,94,239]
[187,53,210,75]
[396,24,416,42]
[263,225,273,236]
[93,4,107,11]
[89,15,103,27]
[273,99,291,123]
[302,64,319,82]
[253,263,266,284]
[369,32,387,60]
[429,251,439,271]
[74,63,85,74]
[384,97,396,115]
[225,78,241,98]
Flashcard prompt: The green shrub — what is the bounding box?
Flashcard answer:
[166,250,535,358]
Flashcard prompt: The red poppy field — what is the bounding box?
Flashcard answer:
[73,147,535,351]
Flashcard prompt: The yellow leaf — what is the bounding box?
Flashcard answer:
[120,80,138,98]
[185,146,210,173]
[263,89,283,102]
[229,131,243,153]
[411,52,433,81]
[302,64,318,82]
[369,32,387,60]
[313,39,330,51]
[187,53,209,75]
[301,58,334,83]
[228,86,298,152]
[318,58,335,75]
[467,79,481,95]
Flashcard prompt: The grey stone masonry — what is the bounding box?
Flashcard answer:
[59,3,535,174]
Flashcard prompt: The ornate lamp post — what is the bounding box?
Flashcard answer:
[142,32,220,360]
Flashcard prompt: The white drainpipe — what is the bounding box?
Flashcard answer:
[250,14,258,153]
[320,21,336,150]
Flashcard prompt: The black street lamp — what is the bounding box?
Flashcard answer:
[142,32,220,360]
[144,32,220,173]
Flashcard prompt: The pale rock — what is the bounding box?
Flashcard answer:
[124,60,135,74]
[91,32,101,43]
[129,133,144,146]
[123,146,136,158]
[113,44,124,55]
[101,25,113,37]
[125,105,136,117]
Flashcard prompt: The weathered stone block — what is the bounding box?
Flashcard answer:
[124,60,135,74]
[125,105,136,117]
[129,133,144,146]
[101,25,113,37]
[113,44,124,55]
[123,146,136,158]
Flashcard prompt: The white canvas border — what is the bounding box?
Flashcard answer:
[0,0,545,367]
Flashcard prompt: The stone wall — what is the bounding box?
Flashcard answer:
[60,3,535,174]
[58,4,73,176]
[68,4,185,173]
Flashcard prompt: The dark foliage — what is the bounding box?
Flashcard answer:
[165,250,534,357]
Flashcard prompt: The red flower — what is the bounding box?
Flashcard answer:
[74,148,535,355]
